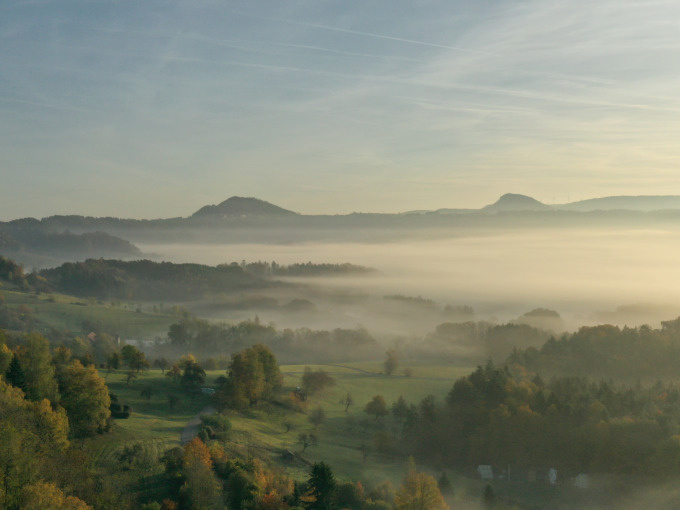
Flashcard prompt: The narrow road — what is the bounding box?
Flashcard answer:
[180,405,216,444]
[321,363,380,375]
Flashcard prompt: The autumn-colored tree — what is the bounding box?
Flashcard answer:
[166,363,182,382]
[301,368,335,396]
[364,395,389,421]
[183,437,213,469]
[215,344,282,409]
[20,481,93,510]
[0,343,12,375]
[257,491,288,510]
[162,498,179,510]
[0,379,70,508]
[53,346,73,370]
[394,459,448,510]
[181,438,221,510]
[58,360,111,437]
[179,354,206,390]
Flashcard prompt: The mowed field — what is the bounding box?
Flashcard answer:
[1,289,177,337]
[85,362,473,488]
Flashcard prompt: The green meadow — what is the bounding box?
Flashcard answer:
[86,362,473,486]
[1,288,177,337]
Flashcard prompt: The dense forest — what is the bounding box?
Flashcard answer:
[0,256,373,300]
[397,362,680,477]
[507,320,680,380]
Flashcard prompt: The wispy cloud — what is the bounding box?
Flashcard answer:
[1,0,680,218]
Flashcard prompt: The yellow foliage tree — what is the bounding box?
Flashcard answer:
[394,459,449,510]
[20,481,92,510]
[0,379,70,508]
[181,438,221,510]
[58,360,111,437]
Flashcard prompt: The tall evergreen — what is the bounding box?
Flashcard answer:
[307,462,336,510]
[5,354,26,393]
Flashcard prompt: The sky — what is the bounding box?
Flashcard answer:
[1,0,680,219]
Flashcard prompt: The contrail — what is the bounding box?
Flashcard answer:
[234,10,498,57]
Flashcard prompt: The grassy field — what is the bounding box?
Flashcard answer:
[83,363,603,508]
[96,363,472,487]
[84,369,213,480]
[1,288,177,338]
[84,362,471,482]
[230,362,475,485]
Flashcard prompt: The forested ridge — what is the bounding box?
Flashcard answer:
[0,254,373,301]
[507,319,680,379]
[395,362,680,478]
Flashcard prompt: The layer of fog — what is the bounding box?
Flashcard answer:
[139,228,680,333]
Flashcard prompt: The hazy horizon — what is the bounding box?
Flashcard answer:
[138,227,680,331]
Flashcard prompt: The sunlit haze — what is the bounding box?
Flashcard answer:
[2,0,680,219]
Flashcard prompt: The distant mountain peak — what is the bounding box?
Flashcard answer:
[482,193,552,213]
[559,195,680,212]
[191,196,297,218]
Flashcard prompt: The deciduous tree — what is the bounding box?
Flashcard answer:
[214,344,282,409]
[20,481,92,509]
[384,350,399,376]
[364,395,388,421]
[394,459,448,510]
[179,354,206,390]
[121,344,150,373]
[181,438,221,510]
[301,367,335,396]
[58,360,111,437]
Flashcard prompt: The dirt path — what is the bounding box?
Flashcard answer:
[320,363,380,375]
[180,405,216,444]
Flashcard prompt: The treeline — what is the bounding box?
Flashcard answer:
[0,255,49,291]
[378,362,680,479]
[1,254,373,302]
[164,317,380,363]
[0,223,141,263]
[508,319,680,379]
[38,258,271,300]
[160,441,447,510]
[239,260,375,277]
[416,321,551,362]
